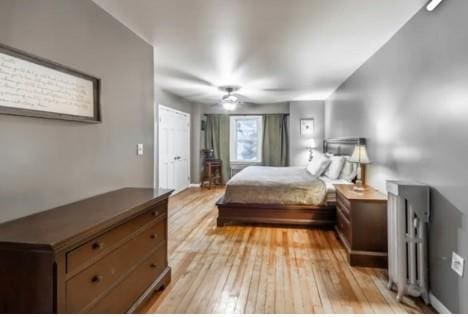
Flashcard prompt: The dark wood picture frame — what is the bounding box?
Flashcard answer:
[0,42,101,123]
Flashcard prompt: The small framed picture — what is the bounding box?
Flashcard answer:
[300,118,314,136]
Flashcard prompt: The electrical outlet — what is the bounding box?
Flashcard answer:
[137,144,144,156]
[451,252,464,277]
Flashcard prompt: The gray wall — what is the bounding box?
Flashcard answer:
[289,101,325,166]
[156,86,195,114]
[325,2,467,313]
[0,0,154,223]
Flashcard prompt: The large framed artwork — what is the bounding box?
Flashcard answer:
[0,43,101,122]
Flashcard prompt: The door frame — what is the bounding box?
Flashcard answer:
[155,104,191,193]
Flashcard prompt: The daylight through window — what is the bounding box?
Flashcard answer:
[229,116,263,163]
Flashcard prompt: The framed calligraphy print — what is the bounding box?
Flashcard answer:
[0,43,101,122]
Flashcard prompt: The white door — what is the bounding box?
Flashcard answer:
[158,105,190,193]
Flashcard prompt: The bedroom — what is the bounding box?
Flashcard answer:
[0,0,466,314]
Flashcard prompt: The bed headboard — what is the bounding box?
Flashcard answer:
[323,137,366,156]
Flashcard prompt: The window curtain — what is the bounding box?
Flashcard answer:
[262,114,289,166]
[205,114,230,183]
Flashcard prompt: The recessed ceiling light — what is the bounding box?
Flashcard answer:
[426,0,443,11]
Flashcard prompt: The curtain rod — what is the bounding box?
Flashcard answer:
[203,113,289,116]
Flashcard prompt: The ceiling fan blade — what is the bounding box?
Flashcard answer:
[257,88,292,92]
[232,93,252,103]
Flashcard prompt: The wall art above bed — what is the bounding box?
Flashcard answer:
[300,118,314,136]
[0,43,101,122]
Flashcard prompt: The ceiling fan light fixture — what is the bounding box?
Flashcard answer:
[219,85,241,111]
[222,100,237,111]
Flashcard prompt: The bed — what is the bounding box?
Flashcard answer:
[216,137,365,227]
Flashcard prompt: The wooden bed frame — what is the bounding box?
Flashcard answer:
[216,137,365,227]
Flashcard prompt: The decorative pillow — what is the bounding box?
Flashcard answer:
[324,156,346,179]
[306,152,331,176]
[339,156,359,181]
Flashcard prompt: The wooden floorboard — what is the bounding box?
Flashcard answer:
[140,187,434,314]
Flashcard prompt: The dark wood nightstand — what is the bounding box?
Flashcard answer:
[335,184,388,268]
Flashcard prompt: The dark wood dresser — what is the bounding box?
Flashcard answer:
[335,184,388,268]
[0,188,173,313]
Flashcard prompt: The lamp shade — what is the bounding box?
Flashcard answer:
[349,144,371,164]
[307,139,317,149]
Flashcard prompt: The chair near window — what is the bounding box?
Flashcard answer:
[202,159,223,189]
[201,149,223,189]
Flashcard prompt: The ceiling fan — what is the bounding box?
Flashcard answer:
[211,85,244,111]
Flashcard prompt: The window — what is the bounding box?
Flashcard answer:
[230,116,263,163]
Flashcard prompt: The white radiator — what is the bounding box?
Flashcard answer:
[230,163,260,178]
[386,180,430,304]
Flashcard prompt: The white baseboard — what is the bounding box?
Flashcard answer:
[429,292,451,314]
[189,183,201,187]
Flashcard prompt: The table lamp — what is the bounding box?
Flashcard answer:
[349,144,371,191]
[307,139,318,162]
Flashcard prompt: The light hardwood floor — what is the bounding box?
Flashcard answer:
[140,187,433,314]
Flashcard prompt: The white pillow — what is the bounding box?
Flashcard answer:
[324,156,346,179]
[306,152,331,176]
[339,156,359,181]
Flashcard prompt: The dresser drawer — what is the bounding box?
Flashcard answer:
[85,244,167,313]
[336,208,351,246]
[66,203,166,273]
[66,220,166,312]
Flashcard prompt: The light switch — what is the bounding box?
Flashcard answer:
[451,252,465,277]
[137,144,144,156]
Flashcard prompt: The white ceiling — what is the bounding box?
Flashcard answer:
[93,0,426,104]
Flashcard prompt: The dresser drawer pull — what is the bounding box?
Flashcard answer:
[91,275,103,283]
[92,242,104,250]
[150,233,158,239]
[151,210,160,217]
[150,263,158,268]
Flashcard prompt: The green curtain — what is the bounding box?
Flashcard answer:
[205,114,230,183]
[262,114,289,166]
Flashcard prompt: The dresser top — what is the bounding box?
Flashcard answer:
[0,188,172,252]
[335,184,387,201]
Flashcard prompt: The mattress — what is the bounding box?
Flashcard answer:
[320,176,353,203]
[223,166,327,205]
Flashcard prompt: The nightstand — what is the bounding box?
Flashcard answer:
[335,184,388,268]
